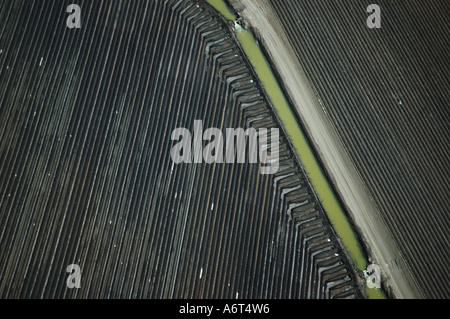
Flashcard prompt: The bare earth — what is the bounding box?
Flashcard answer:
[229,0,423,298]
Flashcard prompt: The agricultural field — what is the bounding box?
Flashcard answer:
[0,0,448,301]
[0,0,364,298]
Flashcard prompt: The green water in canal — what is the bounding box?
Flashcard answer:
[207,0,384,299]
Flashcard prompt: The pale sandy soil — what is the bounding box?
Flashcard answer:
[229,0,423,298]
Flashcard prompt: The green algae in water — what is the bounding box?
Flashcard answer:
[207,0,236,20]
[207,0,385,299]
